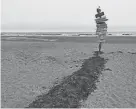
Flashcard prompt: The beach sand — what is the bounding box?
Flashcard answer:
[81,51,136,108]
[1,39,136,108]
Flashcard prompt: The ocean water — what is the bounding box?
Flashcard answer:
[1,26,136,38]
[1,32,136,37]
[1,26,136,37]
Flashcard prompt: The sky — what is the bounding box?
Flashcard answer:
[1,0,136,32]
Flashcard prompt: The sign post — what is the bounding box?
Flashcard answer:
[95,7,108,53]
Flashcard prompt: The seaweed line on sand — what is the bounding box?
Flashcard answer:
[26,51,108,108]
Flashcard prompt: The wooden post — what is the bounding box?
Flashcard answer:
[95,11,108,53]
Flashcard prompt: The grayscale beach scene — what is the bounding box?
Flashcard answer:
[1,0,136,108]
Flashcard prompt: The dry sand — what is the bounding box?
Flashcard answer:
[81,51,136,108]
[1,40,136,108]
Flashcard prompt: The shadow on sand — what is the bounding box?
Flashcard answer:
[27,51,107,108]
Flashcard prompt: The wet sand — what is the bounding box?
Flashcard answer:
[1,38,136,108]
[2,36,136,43]
[27,51,107,108]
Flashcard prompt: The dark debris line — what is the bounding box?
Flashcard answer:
[26,51,108,108]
